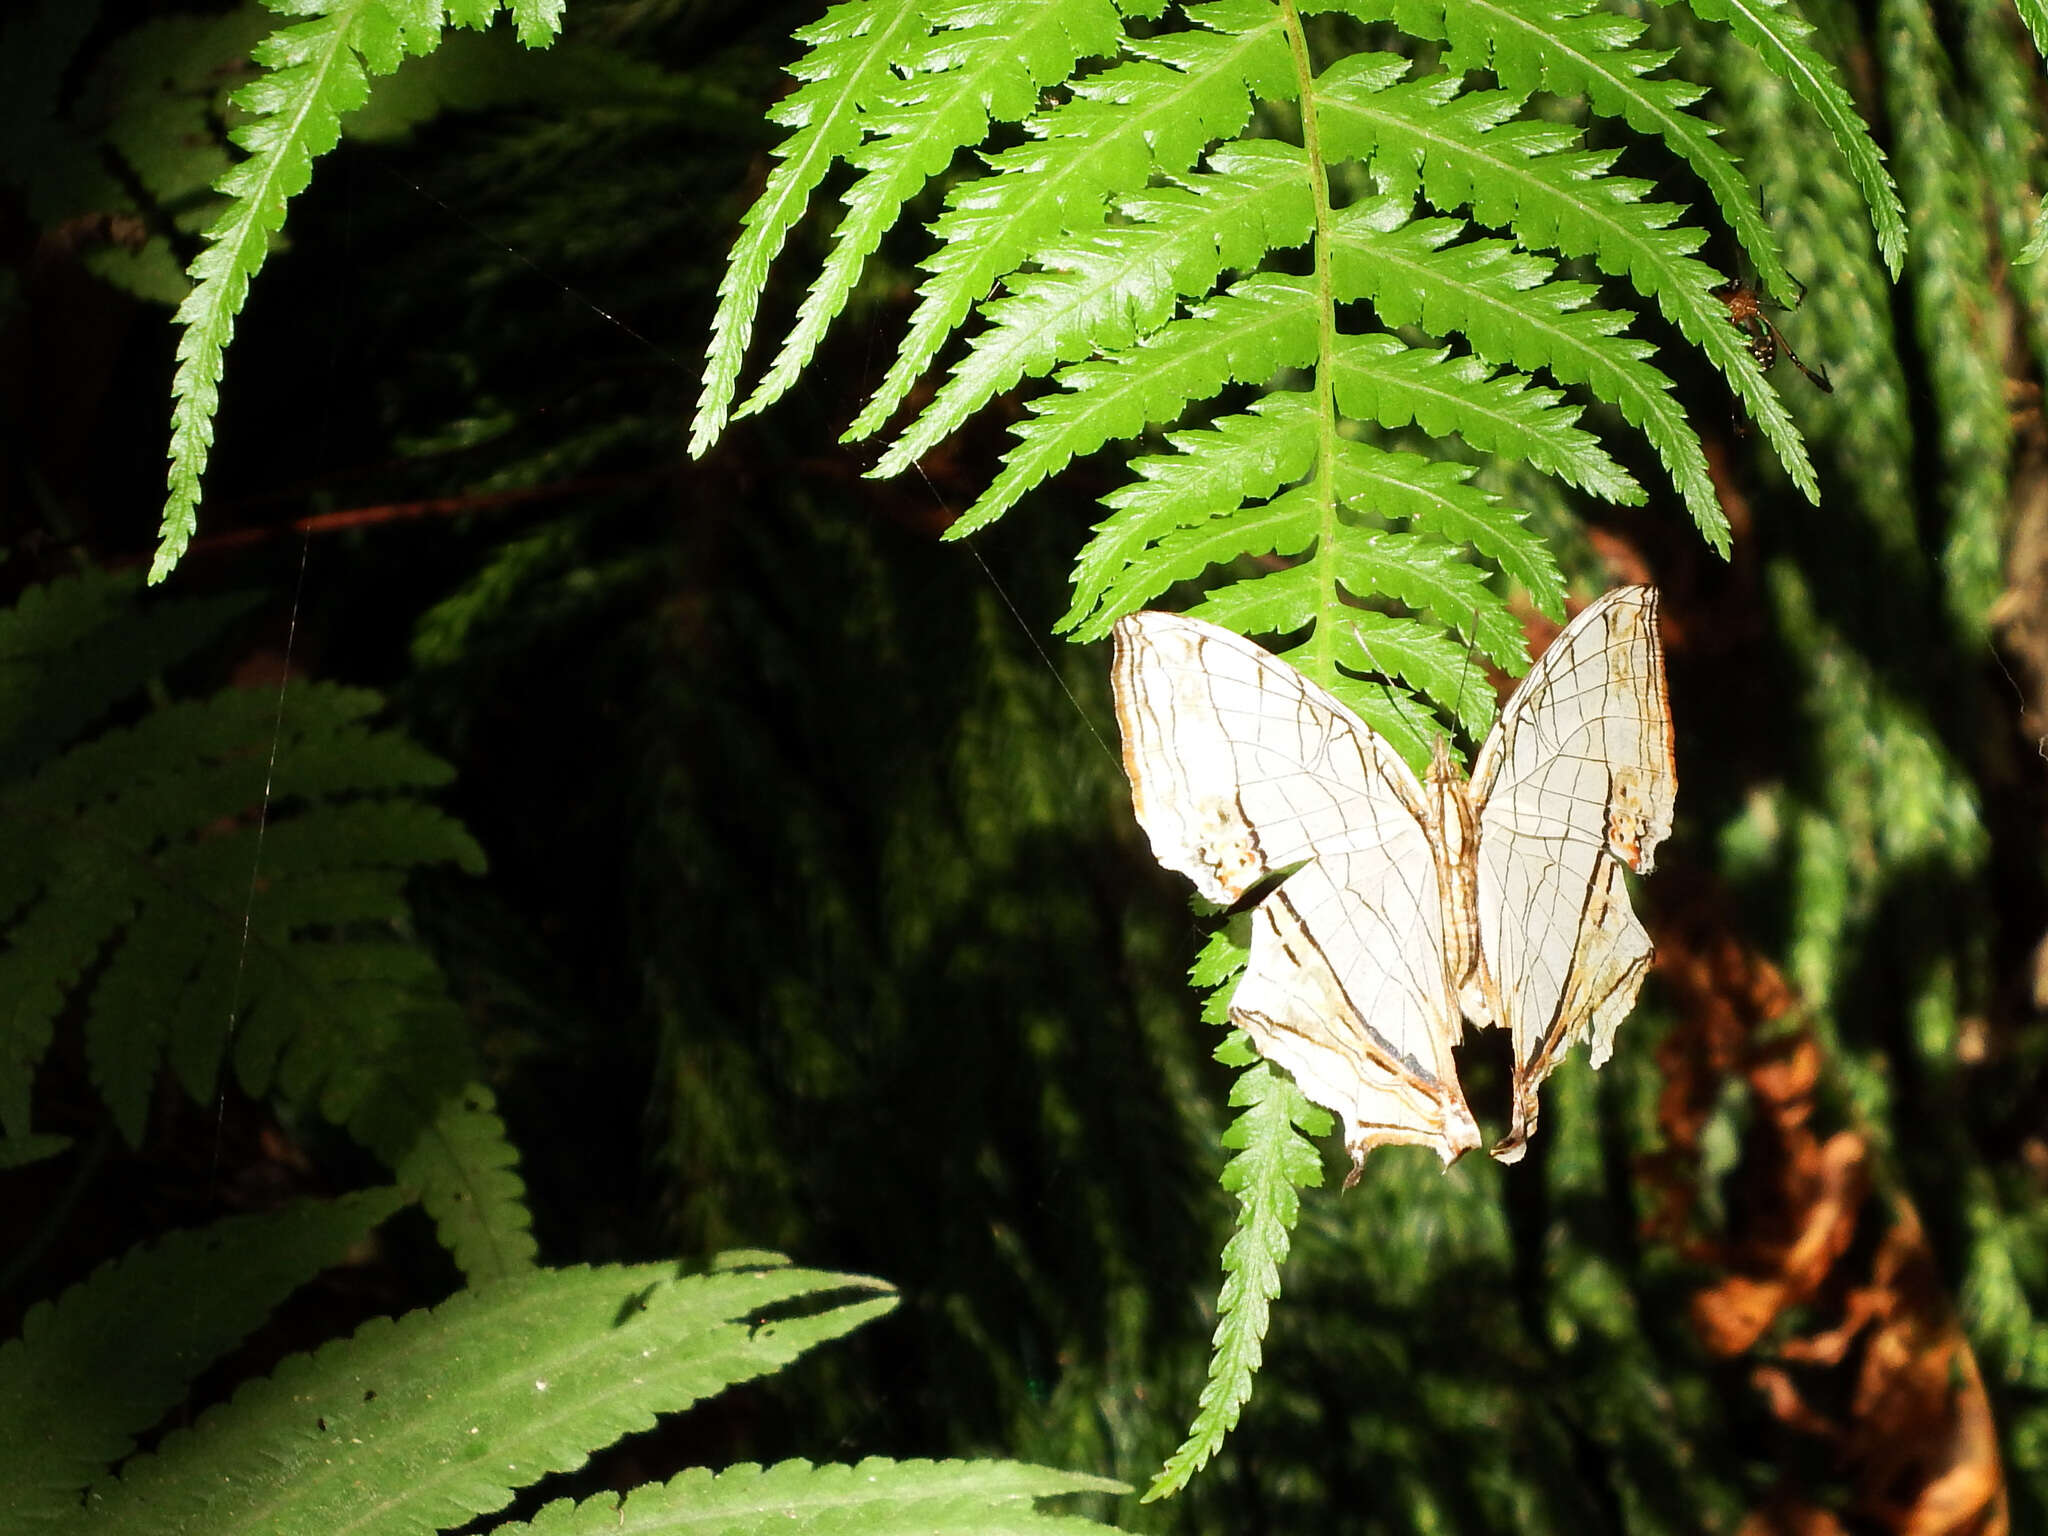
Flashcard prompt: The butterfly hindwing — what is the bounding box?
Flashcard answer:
[1466,586,1675,1159]
[1111,612,1480,1169]
[1233,842,1483,1175]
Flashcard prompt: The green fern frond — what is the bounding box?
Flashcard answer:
[87,1260,897,1531]
[1660,0,1906,277]
[696,0,1892,612]
[956,269,1627,542]
[1145,1048,1328,1503]
[504,1457,1125,1534]
[1064,400,1561,649]
[1314,55,1816,513]
[954,274,1320,538]
[1326,440,1562,613]
[1062,393,1320,638]
[0,1188,407,1521]
[720,0,1132,439]
[1341,0,1795,306]
[882,139,1316,475]
[851,0,1298,448]
[392,1082,539,1285]
[1329,197,1723,548]
[1328,334,1636,503]
[693,0,957,453]
[153,0,562,583]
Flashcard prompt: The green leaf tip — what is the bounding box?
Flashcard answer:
[152,0,565,583]
[1146,1061,1325,1501]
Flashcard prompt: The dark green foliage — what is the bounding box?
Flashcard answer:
[8,0,2048,1530]
[0,571,484,1157]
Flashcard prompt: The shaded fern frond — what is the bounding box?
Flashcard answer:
[88,1259,897,1531]
[0,1188,407,1520]
[153,0,563,582]
[0,6,274,305]
[0,681,482,1145]
[0,574,499,1285]
[504,1457,1126,1534]
[391,1081,539,1284]
[0,570,257,779]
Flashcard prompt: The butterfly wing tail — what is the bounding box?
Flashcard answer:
[1493,859,1654,1160]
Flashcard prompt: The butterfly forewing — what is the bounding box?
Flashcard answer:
[1466,586,1675,1159]
[1111,612,1479,1169]
[1111,612,1432,904]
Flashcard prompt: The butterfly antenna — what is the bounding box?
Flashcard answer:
[1343,610,1421,730]
[907,463,1122,772]
[1450,603,1483,747]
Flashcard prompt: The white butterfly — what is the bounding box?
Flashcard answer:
[1110,586,1675,1176]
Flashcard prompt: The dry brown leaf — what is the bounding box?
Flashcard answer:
[1647,870,2008,1536]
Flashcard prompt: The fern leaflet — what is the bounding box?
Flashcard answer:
[504,1457,1126,1534]
[1653,0,1906,277]
[86,1260,896,1532]
[153,0,562,582]
[852,0,1298,449]
[1328,196,1722,547]
[391,1082,539,1284]
[1350,0,1796,305]
[0,1188,407,1520]
[723,0,1132,439]
[1311,53,1815,512]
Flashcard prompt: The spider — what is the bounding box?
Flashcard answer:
[1715,282,1833,393]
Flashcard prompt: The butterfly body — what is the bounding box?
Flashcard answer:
[1111,587,1675,1177]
